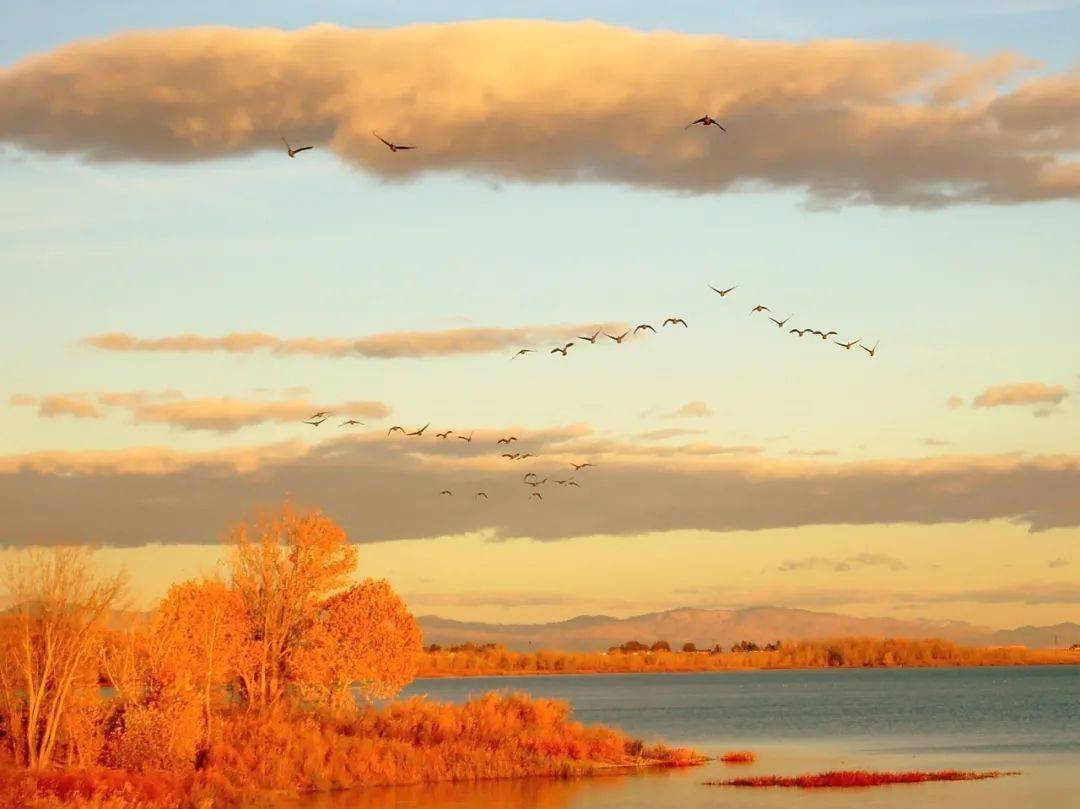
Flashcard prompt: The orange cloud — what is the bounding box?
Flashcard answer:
[82,323,620,359]
[1,23,1077,206]
[9,393,103,419]
[972,382,1069,408]
[10,390,390,432]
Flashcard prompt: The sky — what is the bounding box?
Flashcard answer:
[1,1,1078,630]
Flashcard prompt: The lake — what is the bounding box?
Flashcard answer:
[299,665,1080,807]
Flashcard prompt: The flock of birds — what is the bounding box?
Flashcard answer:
[508,284,879,361]
[288,118,879,505]
[299,284,878,504]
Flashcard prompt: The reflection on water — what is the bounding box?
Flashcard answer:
[286,666,1079,808]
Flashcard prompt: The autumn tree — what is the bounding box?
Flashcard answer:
[290,579,422,714]
[0,547,125,768]
[152,578,248,738]
[227,503,358,711]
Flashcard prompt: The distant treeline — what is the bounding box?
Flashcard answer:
[417,637,1080,676]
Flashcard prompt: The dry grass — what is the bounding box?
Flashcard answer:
[709,769,1016,788]
[719,750,756,764]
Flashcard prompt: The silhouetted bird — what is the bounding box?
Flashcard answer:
[281,137,313,158]
[373,132,416,152]
[685,115,727,132]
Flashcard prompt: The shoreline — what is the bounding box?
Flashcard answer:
[414,659,1080,680]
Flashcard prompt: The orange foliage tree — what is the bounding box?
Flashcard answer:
[226,503,359,711]
[290,579,422,713]
[152,579,248,737]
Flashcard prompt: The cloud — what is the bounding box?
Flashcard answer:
[1,22,1077,207]
[972,382,1069,409]
[3,428,1080,546]
[10,393,104,419]
[947,395,965,409]
[82,323,620,359]
[787,449,839,457]
[778,553,907,573]
[10,390,390,432]
[636,428,705,441]
[922,437,953,447]
[1048,557,1069,568]
[642,401,713,420]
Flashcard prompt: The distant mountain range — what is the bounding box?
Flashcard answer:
[418,606,1080,651]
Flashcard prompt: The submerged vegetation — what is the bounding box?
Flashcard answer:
[418,638,1079,676]
[710,769,1017,788]
[0,503,700,809]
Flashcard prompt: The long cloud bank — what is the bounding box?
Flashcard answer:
[2,429,1079,546]
[83,324,621,359]
[2,21,1078,207]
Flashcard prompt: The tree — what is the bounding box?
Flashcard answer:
[226,503,358,710]
[152,578,248,738]
[0,547,125,768]
[650,640,671,652]
[682,642,697,653]
[290,579,422,714]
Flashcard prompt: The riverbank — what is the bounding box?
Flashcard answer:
[417,638,1080,677]
[1,693,704,809]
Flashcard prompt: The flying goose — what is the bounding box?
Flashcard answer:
[662,318,688,328]
[835,338,861,350]
[281,137,313,158]
[458,431,474,443]
[685,115,727,132]
[513,348,534,359]
[387,425,406,436]
[406,423,430,437]
[340,419,365,427]
[570,462,594,471]
[709,284,738,297]
[860,340,879,357]
[373,132,416,152]
[439,490,453,496]
[750,305,770,314]
[769,314,793,329]
[497,436,518,445]
[634,324,656,334]
[605,330,632,344]
[551,343,574,356]
[435,430,453,439]
[577,330,603,343]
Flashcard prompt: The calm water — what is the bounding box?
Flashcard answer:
[297,666,1080,808]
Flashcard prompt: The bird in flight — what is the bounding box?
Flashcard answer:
[406,423,430,437]
[372,132,416,152]
[525,477,547,487]
[513,348,534,359]
[750,305,770,315]
[435,430,453,439]
[860,340,880,357]
[769,314,793,328]
[387,425,406,436]
[340,419,365,427]
[308,410,330,419]
[835,338,861,350]
[439,490,453,497]
[530,491,543,501]
[502,453,521,460]
[519,453,535,460]
[475,492,488,501]
[551,343,574,356]
[281,137,313,158]
[497,436,518,445]
[577,330,602,343]
[811,330,838,341]
[566,480,581,488]
[662,318,688,328]
[605,330,632,344]
[458,431,474,443]
[634,324,656,334]
[570,462,594,471]
[709,284,738,297]
[789,328,809,337]
[685,115,727,132]
[304,416,329,427]
[523,472,538,481]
